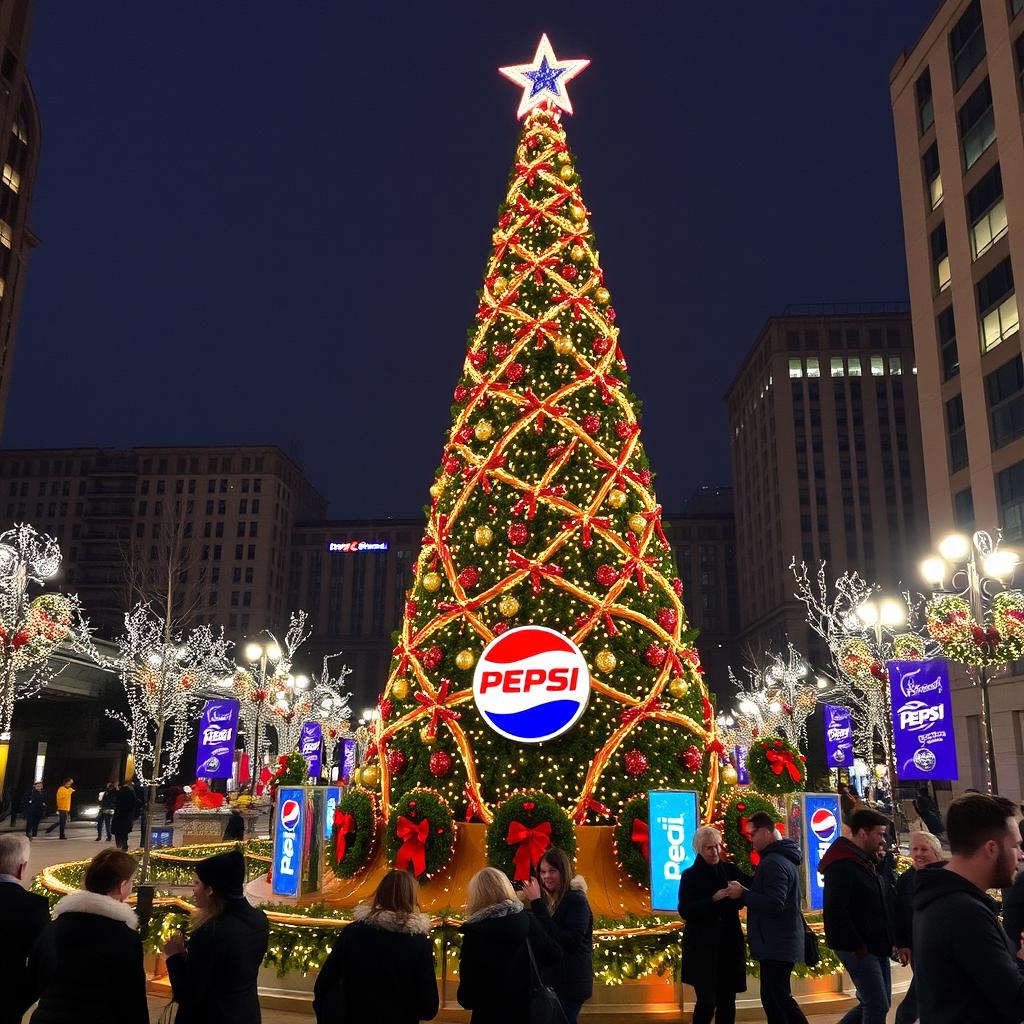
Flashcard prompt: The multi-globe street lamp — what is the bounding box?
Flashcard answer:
[237,637,286,786]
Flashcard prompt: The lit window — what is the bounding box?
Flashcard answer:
[981,294,1019,352]
[890,355,903,375]
[806,357,820,378]
[0,278,7,298]
[971,197,1007,260]
[0,220,12,249]
[871,356,885,376]
[847,358,862,377]
[936,255,951,292]
[789,358,803,379]
[11,115,26,144]
[2,164,20,193]
[930,173,944,209]
[830,357,845,377]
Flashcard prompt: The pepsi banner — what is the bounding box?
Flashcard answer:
[787,792,841,911]
[272,786,305,898]
[888,659,958,781]
[472,625,591,744]
[324,785,340,841]
[823,704,854,768]
[734,746,749,785]
[299,721,323,779]
[195,699,239,779]
[647,790,699,912]
[340,738,357,782]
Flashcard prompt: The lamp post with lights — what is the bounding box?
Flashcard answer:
[920,531,1020,794]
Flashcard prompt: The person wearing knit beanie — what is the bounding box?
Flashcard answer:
[194,848,245,899]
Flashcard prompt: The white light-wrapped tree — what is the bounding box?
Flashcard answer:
[110,604,232,879]
[0,524,98,799]
[306,653,353,775]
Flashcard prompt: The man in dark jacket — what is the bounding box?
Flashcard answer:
[820,807,894,1024]
[96,782,117,841]
[24,781,45,837]
[729,811,809,1024]
[0,833,50,1024]
[914,792,1024,1024]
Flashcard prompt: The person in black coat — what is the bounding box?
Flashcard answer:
[676,824,750,1024]
[893,831,945,1024]
[913,786,944,838]
[96,782,118,842]
[29,848,149,1024]
[162,848,270,1024]
[457,866,562,1024]
[110,781,137,850]
[24,781,46,837]
[0,834,50,1024]
[313,869,438,1024]
[522,846,594,1023]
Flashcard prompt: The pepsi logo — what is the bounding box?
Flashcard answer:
[280,799,301,831]
[473,625,590,744]
[810,807,838,844]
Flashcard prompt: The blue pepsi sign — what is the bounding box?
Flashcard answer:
[823,704,854,768]
[734,745,749,785]
[272,786,305,898]
[647,790,699,912]
[195,699,239,779]
[799,793,841,911]
[325,785,340,841]
[300,721,323,779]
[888,659,958,781]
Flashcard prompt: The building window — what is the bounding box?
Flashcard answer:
[889,355,903,376]
[870,356,885,377]
[1,163,20,194]
[1016,33,1024,97]
[1015,0,1024,18]
[847,357,862,377]
[805,357,820,378]
[954,487,975,528]
[967,163,1007,259]
[997,459,1024,538]
[959,78,995,169]
[0,220,12,249]
[916,66,935,132]
[978,257,1018,352]
[931,222,951,292]
[947,394,968,471]
[986,356,1024,448]
[829,357,845,377]
[788,358,803,378]
[922,143,943,209]
[938,306,959,380]
[951,0,986,89]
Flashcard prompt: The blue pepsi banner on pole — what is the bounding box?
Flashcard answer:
[823,704,854,768]
[325,785,341,841]
[299,722,323,779]
[734,746,749,785]
[195,699,239,779]
[272,786,305,898]
[647,790,699,912]
[341,738,357,782]
[792,792,841,911]
[888,659,959,781]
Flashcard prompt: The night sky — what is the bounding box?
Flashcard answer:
[6,2,937,517]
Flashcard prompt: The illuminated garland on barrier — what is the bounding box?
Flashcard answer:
[926,591,1024,668]
[486,790,576,880]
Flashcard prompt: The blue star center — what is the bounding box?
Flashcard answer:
[524,56,565,99]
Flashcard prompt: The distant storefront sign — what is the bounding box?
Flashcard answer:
[327,540,389,553]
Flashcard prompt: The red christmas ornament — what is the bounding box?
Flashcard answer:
[493,342,511,360]
[379,699,393,721]
[656,608,677,631]
[671,577,683,597]
[645,644,667,667]
[454,385,468,402]
[681,746,703,772]
[458,566,480,589]
[443,457,459,475]
[386,750,406,774]
[468,350,487,369]
[522,801,536,811]
[574,613,592,630]
[493,622,510,635]
[561,264,578,280]
[456,426,474,444]
[593,336,612,356]
[624,749,648,776]
[636,469,652,485]
[505,362,525,383]
[615,420,632,439]
[526,135,539,150]
[582,413,601,435]
[508,522,529,546]
[423,646,444,671]
[595,564,619,587]
[428,751,452,778]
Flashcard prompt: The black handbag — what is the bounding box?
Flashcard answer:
[526,937,567,1024]
[801,914,820,967]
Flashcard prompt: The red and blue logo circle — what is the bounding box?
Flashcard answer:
[473,625,591,744]
[280,798,301,831]
[810,807,838,844]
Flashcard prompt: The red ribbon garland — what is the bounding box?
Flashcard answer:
[514,255,559,284]
[464,783,483,824]
[520,388,568,435]
[561,513,611,549]
[462,452,507,494]
[507,820,552,881]
[575,367,624,403]
[765,748,802,781]
[512,482,566,519]
[572,796,613,824]
[631,818,650,861]
[620,694,662,725]
[413,679,462,739]
[334,811,355,861]
[507,551,563,595]
[514,160,551,187]
[552,293,594,321]
[640,505,670,550]
[514,319,560,349]
[623,534,658,593]
[395,816,430,876]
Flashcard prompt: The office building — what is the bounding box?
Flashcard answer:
[891,0,1024,792]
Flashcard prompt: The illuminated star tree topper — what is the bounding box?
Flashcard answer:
[499,34,590,119]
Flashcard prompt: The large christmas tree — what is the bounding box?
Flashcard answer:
[367,36,721,830]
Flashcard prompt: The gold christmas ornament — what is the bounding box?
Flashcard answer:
[499,595,520,617]
[553,336,574,356]
[721,764,739,786]
[570,245,586,261]
[557,151,571,164]
[455,649,475,671]
[351,767,363,786]
[595,649,617,673]
[492,275,508,295]
[474,419,494,442]
[668,677,689,699]
[628,513,646,535]
[594,286,611,305]
[429,482,443,498]
[360,765,380,788]
[571,204,586,222]
[606,488,627,509]
[420,726,437,746]
[559,164,574,181]
[422,572,442,593]
[391,679,410,701]
[474,525,494,547]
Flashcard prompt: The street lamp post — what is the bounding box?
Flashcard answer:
[920,531,1019,794]
[243,639,283,788]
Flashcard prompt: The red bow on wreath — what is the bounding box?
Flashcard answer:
[631,818,650,861]
[334,811,355,861]
[507,820,552,881]
[395,815,431,876]
[765,747,802,781]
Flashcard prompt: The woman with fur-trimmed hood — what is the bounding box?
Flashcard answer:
[522,847,594,1023]
[313,869,439,1024]
[458,866,562,1024]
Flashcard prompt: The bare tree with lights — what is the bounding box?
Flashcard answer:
[0,524,98,800]
[305,653,354,775]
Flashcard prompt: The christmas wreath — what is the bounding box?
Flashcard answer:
[385,787,455,882]
[745,737,806,796]
[486,790,576,881]
[614,794,650,887]
[330,788,378,878]
[269,751,309,789]
[723,791,781,875]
